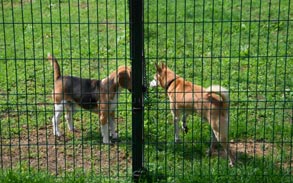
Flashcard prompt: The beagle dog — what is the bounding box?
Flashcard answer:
[150,63,235,166]
[48,54,132,144]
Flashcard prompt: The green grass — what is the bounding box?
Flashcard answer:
[1,0,293,182]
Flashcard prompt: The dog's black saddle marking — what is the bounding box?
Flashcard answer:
[62,76,101,110]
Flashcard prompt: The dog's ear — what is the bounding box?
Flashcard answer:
[47,53,52,60]
[47,53,57,65]
[117,69,131,89]
[161,62,166,68]
[47,53,53,64]
[155,62,162,73]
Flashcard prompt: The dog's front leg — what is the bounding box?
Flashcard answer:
[171,109,180,142]
[100,112,110,144]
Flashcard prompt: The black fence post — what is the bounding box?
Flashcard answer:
[129,0,145,182]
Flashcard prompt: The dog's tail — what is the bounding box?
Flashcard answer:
[206,85,229,109]
[47,53,61,81]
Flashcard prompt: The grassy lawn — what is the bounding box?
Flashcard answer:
[1,0,293,182]
[144,1,293,182]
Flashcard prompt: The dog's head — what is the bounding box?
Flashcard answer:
[150,63,176,89]
[115,66,132,92]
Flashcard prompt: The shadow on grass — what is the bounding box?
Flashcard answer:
[71,129,133,146]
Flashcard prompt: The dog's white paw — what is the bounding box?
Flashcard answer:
[103,136,111,144]
[175,138,181,143]
[70,128,80,133]
[111,132,118,139]
[53,129,61,137]
[182,126,188,134]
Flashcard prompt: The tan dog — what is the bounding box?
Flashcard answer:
[150,63,235,166]
[48,54,132,144]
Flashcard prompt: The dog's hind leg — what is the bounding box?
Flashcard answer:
[182,114,189,134]
[210,116,235,167]
[52,103,63,136]
[171,108,180,142]
[109,112,118,140]
[100,112,110,144]
[207,131,217,156]
[101,124,110,144]
[65,103,75,132]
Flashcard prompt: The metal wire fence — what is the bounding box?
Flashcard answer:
[1,0,132,182]
[1,0,293,182]
[144,0,293,182]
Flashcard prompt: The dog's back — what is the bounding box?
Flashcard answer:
[166,78,224,111]
[54,76,101,110]
[48,54,101,110]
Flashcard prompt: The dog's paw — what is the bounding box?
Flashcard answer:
[103,141,114,146]
[70,128,80,133]
[175,138,182,143]
[111,132,118,139]
[102,137,112,145]
[111,137,121,143]
[102,141,112,145]
[54,131,61,137]
[56,135,63,141]
[206,148,214,157]
[110,133,120,143]
[56,134,71,142]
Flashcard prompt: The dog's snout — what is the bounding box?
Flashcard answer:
[150,79,158,87]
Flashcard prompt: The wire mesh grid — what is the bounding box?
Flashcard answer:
[144,0,293,182]
[0,0,133,182]
[0,0,293,182]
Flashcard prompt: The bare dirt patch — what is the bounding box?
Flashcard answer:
[1,126,292,176]
[0,126,132,176]
[206,140,275,157]
[230,140,274,156]
[208,139,292,169]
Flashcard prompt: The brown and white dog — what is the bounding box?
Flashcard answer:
[150,63,235,166]
[48,54,132,144]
